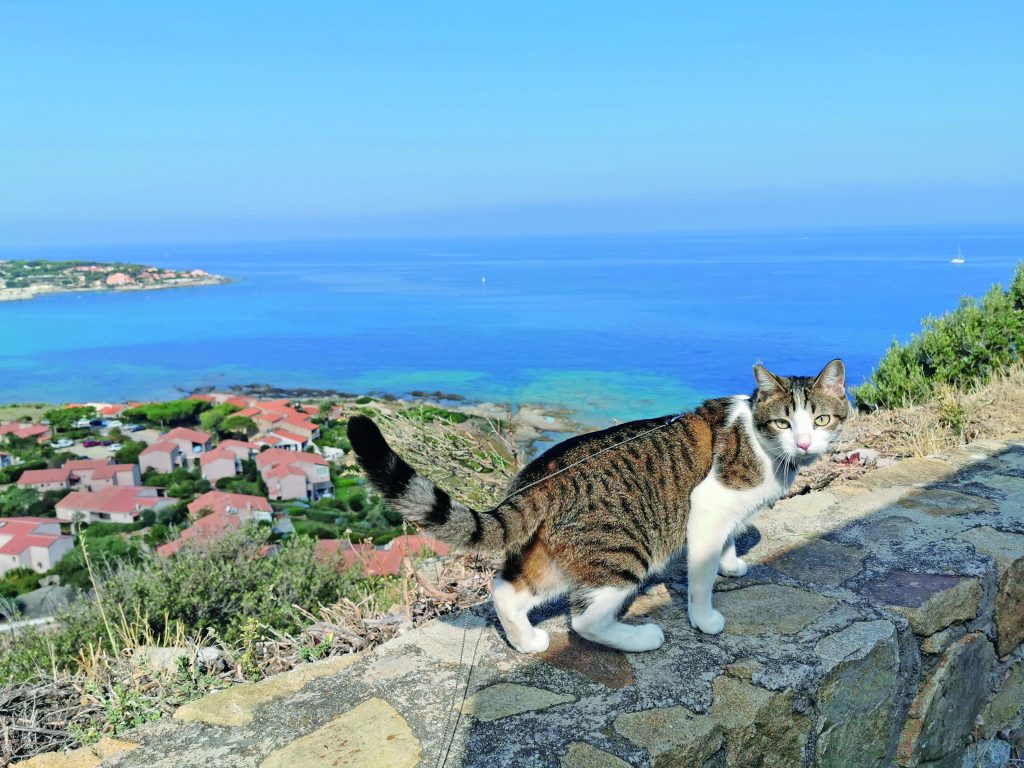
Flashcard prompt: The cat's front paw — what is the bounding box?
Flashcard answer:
[689,608,726,635]
[719,557,748,577]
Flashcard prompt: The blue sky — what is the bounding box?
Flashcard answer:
[2,1,1022,246]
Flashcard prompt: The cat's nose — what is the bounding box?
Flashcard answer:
[796,439,812,451]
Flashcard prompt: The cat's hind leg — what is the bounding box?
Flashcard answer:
[492,541,567,654]
[569,586,665,652]
[718,535,748,577]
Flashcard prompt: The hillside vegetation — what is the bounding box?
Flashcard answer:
[852,262,1024,410]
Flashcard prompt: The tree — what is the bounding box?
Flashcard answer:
[113,440,146,464]
[220,415,257,439]
[122,399,208,428]
[0,487,63,517]
[199,403,241,435]
[43,405,97,434]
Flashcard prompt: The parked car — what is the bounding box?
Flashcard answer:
[105,420,123,429]
[108,443,123,451]
[52,438,75,449]
[100,440,114,446]
[82,439,101,447]
[124,424,144,433]
[75,418,93,429]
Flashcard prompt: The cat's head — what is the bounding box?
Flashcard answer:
[750,359,849,464]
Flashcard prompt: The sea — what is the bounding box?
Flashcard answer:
[2,227,1022,428]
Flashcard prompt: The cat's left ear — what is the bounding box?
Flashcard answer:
[812,359,846,399]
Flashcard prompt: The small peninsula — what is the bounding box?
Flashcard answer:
[0,259,229,302]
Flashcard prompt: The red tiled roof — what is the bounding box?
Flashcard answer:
[188,394,216,403]
[236,407,262,419]
[255,448,327,468]
[163,427,212,444]
[0,423,50,440]
[218,440,256,452]
[199,448,236,466]
[187,491,272,518]
[56,487,175,517]
[225,396,251,409]
[315,535,449,576]
[64,459,111,471]
[0,517,72,556]
[90,464,137,480]
[141,440,178,455]
[271,430,307,444]
[17,467,71,486]
[161,492,273,556]
[265,463,305,479]
[99,404,125,416]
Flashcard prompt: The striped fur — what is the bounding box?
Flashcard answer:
[347,359,848,653]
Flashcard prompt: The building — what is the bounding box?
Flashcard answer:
[199,448,240,483]
[63,459,113,489]
[217,440,258,462]
[0,517,76,575]
[161,427,213,466]
[56,486,177,524]
[266,430,310,451]
[256,449,333,501]
[157,492,273,556]
[139,441,183,474]
[0,422,51,443]
[315,535,449,576]
[87,464,142,490]
[17,467,72,493]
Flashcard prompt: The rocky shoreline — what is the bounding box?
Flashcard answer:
[0,275,230,303]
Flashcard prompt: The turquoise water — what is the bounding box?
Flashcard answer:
[2,227,1022,426]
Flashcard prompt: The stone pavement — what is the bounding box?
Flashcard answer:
[19,438,1024,768]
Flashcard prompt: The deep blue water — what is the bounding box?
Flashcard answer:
[2,227,1022,426]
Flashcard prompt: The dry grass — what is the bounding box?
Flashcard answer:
[0,404,49,424]
[0,553,494,766]
[797,364,1024,491]
[841,364,1024,457]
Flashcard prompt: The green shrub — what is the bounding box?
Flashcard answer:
[852,263,1024,410]
[403,405,469,424]
[0,528,388,682]
[0,567,41,599]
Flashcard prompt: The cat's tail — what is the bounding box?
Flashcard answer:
[346,415,528,551]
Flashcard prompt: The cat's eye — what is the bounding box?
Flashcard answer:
[771,419,790,430]
[814,415,832,426]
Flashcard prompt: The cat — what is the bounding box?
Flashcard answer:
[346,359,848,654]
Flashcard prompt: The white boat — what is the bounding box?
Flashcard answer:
[951,246,966,265]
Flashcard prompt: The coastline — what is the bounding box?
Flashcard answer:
[0,275,231,303]
[185,380,584,441]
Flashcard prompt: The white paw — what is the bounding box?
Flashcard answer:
[629,623,665,652]
[719,557,748,577]
[689,608,726,635]
[513,628,550,654]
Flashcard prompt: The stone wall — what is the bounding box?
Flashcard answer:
[19,438,1024,768]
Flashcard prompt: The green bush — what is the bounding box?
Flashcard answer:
[853,262,1024,410]
[403,405,469,424]
[0,567,41,599]
[0,528,387,682]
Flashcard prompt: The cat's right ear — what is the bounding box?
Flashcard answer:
[753,364,785,401]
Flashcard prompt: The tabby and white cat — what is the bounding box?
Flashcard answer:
[347,360,848,653]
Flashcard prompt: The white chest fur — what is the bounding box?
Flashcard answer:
[690,397,793,532]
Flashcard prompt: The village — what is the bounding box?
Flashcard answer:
[0,394,456,612]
